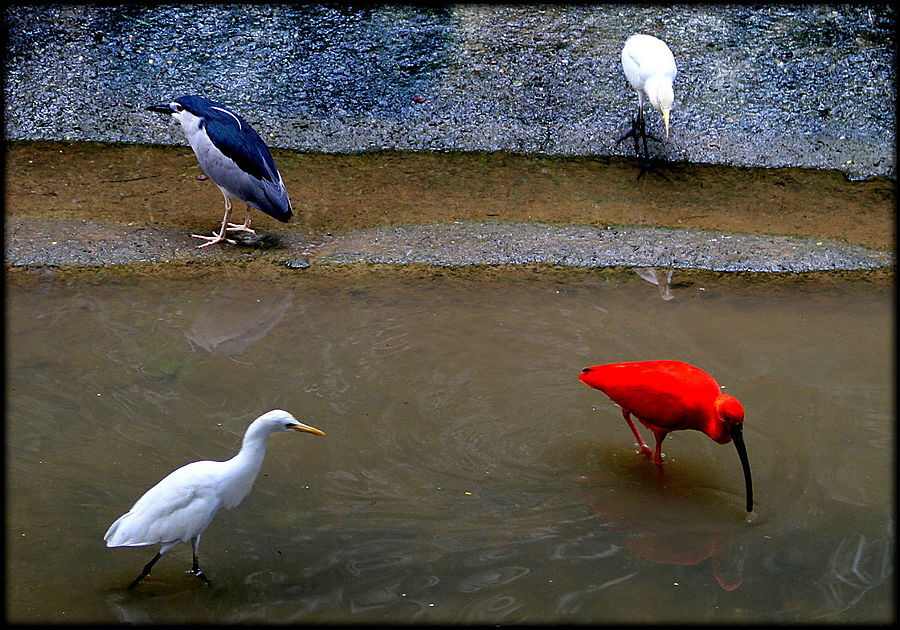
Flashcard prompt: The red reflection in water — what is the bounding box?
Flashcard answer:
[584,480,745,591]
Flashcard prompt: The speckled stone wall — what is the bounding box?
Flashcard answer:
[4,4,895,179]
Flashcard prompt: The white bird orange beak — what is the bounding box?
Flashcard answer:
[290,422,325,436]
[663,109,670,137]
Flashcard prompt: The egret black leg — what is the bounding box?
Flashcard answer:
[638,110,650,157]
[189,536,211,586]
[615,107,658,157]
[128,551,162,589]
[616,109,645,156]
[616,107,669,180]
[634,113,670,182]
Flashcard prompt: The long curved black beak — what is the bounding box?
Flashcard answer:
[730,424,753,512]
[146,103,172,114]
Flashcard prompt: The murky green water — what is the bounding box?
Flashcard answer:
[5,268,893,623]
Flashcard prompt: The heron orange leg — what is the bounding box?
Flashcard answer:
[192,197,238,248]
[226,205,256,234]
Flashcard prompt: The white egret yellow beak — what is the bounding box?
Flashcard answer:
[290,422,325,436]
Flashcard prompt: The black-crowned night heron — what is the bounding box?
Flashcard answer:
[147,95,292,248]
[618,34,677,159]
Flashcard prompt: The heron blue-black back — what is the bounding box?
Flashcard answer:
[147,95,292,248]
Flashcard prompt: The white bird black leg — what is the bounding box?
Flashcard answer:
[226,205,256,234]
[638,108,650,157]
[616,106,644,155]
[192,197,238,248]
[189,536,211,586]
[616,106,669,181]
[638,110,665,152]
[128,551,163,589]
[617,106,660,158]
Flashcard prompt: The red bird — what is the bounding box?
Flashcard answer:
[579,360,753,512]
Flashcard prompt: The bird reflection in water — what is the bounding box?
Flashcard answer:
[582,478,747,592]
[186,286,294,356]
[635,267,675,300]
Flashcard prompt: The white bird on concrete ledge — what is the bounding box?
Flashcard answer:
[618,33,678,162]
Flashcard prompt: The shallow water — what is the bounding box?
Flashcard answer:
[5,268,894,623]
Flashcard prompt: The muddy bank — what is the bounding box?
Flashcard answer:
[3,142,894,273]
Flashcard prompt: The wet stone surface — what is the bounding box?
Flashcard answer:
[5,216,892,274]
[3,216,317,268]
[312,222,893,273]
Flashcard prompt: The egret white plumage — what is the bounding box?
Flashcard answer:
[146,95,293,248]
[104,409,325,588]
[618,34,678,159]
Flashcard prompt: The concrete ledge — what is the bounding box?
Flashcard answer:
[313,222,894,272]
[5,217,892,273]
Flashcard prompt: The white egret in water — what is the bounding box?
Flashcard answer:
[619,33,678,159]
[104,409,325,588]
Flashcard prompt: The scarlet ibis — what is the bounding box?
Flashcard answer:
[579,360,753,512]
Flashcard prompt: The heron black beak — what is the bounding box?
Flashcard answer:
[146,103,173,114]
[730,424,753,512]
